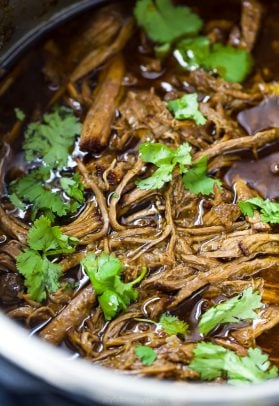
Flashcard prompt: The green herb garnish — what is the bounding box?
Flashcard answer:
[134,0,202,44]
[182,155,222,195]
[16,216,78,302]
[199,288,263,336]
[159,313,188,336]
[189,343,278,384]
[60,173,84,204]
[14,107,26,121]
[135,345,157,365]
[136,142,221,195]
[9,167,84,220]
[23,106,81,168]
[167,93,206,125]
[239,197,279,224]
[82,253,147,320]
[175,36,253,83]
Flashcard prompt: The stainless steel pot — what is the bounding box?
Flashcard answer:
[0,1,279,404]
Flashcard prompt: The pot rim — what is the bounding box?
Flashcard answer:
[0,312,278,405]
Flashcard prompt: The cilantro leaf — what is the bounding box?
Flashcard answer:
[16,216,78,302]
[225,348,278,385]
[27,216,79,256]
[175,36,253,83]
[82,253,146,320]
[206,43,253,83]
[98,290,123,321]
[199,288,263,335]
[9,166,84,220]
[189,342,227,380]
[159,313,188,336]
[135,345,157,365]
[182,155,222,195]
[136,142,192,190]
[189,342,278,384]
[134,0,202,44]
[239,197,279,224]
[138,142,175,166]
[167,93,206,125]
[175,37,210,70]
[14,107,26,121]
[23,106,81,168]
[60,173,84,204]
[136,164,174,190]
[9,166,68,219]
[16,249,61,302]
[172,143,192,168]
[9,193,26,210]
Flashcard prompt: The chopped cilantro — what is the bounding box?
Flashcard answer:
[82,253,147,320]
[9,193,26,210]
[167,93,206,125]
[60,173,84,204]
[27,216,78,256]
[14,108,26,121]
[17,249,61,303]
[136,164,174,190]
[199,288,263,335]
[239,197,279,224]
[136,142,221,194]
[175,36,253,83]
[134,0,202,44]
[9,167,84,220]
[159,313,188,336]
[182,155,222,195]
[135,345,157,365]
[175,36,210,70]
[189,343,278,384]
[16,215,78,302]
[23,106,81,168]
[136,142,192,190]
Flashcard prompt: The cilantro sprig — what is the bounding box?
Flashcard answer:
[23,106,81,169]
[14,107,26,121]
[60,173,84,204]
[134,0,202,44]
[135,345,157,365]
[167,93,206,125]
[182,155,222,195]
[199,288,263,336]
[16,216,79,302]
[239,197,279,224]
[159,313,188,336]
[189,343,278,384]
[136,142,221,195]
[9,167,84,220]
[82,253,147,320]
[175,36,252,83]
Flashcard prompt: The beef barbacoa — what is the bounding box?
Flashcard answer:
[1,0,279,385]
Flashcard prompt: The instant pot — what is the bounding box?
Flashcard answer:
[0,1,279,405]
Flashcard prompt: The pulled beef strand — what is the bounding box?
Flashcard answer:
[39,285,96,345]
